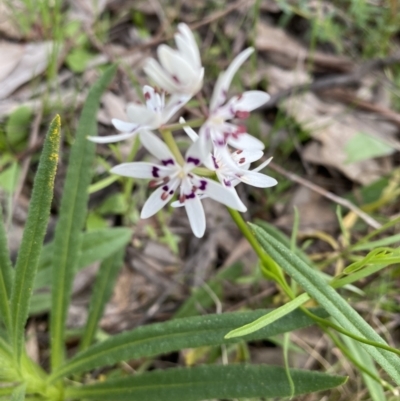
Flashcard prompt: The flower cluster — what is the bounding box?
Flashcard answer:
[90,23,277,238]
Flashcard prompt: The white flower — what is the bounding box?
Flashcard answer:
[199,48,270,155]
[110,130,246,238]
[182,119,277,191]
[143,23,204,97]
[88,86,188,144]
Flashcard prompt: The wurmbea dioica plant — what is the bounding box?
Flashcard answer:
[89,23,277,238]
[1,23,400,401]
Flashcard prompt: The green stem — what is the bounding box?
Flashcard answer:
[160,129,185,166]
[227,208,293,296]
[163,118,205,132]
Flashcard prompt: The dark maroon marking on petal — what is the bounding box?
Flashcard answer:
[162,177,170,184]
[236,150,243,154]
[186,156,200,166]
[235,110,250,119]
[223,179,232,187]
[152,166,160,178]
[185,192,196,199]
[172,75,180,84]
[239,157,246,164]
[169,190,174,195]
[161,192,169,201]
[162,185,169,191]
[236,125,247,134]
[179,194,185,203]
[162,159,175,166]
[212,155,219,169]
[214,139,226,146]
[144,91,151,100]
[188,173,193,178]
[191,185,198,192]
[199,180,207,191]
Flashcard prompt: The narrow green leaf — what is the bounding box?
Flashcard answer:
[225,292,310,338]
[251,223,400,385]
[49,308,327,382]
[10,115,61,363]
[50,65,117,371]
[65,364,346,400]
[0,205,13,335]
[80,248,125,351]
[29,292,51,315]
[174,263,242,319]
[34,227,131,289]
[10,383,26,401]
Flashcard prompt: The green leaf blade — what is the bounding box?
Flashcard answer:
[251,223,400,385]
[79,248,125,351]
[65,364,346,400]
[49,308,327,381]
[10,115,61,363]
[0,205,13,335]
[50,65,117,371]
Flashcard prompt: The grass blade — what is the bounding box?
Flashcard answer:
[49,308,327,382]
[79,248,125,351]
[0,205,13,335]
[65,364,346,400]
[50,65,117,371]
[251,223,400,385]
[10,115,61,364]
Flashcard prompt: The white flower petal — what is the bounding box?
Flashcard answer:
[184,195,206,238]
[162,93,191,122]
[88,131,137,144]
[176,23,201,69]
[158,45,199,88]
[228,132,265,151]
[179,117,199,141]
[196,176,247,212]
[139,131,177,165]
[144,58,178,93]
[126,103,158,126]
[141,178,180,218]
[253,156,273,172]
[232,149,264,165]
[229,90,270,112]
[111,162,175,179]
[184,137,203,171]
[210,47,254,111]
[111,118,139,133]
[239,170,278,188]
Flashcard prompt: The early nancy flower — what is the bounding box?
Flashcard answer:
[143,23,204,97]
[88,86,188,144]
[199,48,270,154]
[111,130,246,237]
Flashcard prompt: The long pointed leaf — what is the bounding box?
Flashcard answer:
[79,248,125,351]
[50,65,117,371]
[10,115,61,363]
[65,364,346,400]
[49,308,327,382]
[251,223,400,385]
[0,205,13,335]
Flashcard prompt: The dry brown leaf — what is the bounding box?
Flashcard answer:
[256,22,353,72]
[0,41,54,100]
[265,66,395,184]
[0,2,23,39]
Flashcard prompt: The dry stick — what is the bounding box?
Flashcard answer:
[262,52,400,110]
[269,161,382,230]
[13,107,43,204]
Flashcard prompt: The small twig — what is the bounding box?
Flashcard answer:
[269,162,382,230]
[262,52,400,110]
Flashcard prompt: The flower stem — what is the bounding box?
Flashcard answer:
[160,129,185,166]
[227,208,293,296]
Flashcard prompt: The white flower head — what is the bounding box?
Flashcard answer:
[111,130,246,238]
[88,86,188,144]
[199,48,270,156]
[144,23,204,97]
